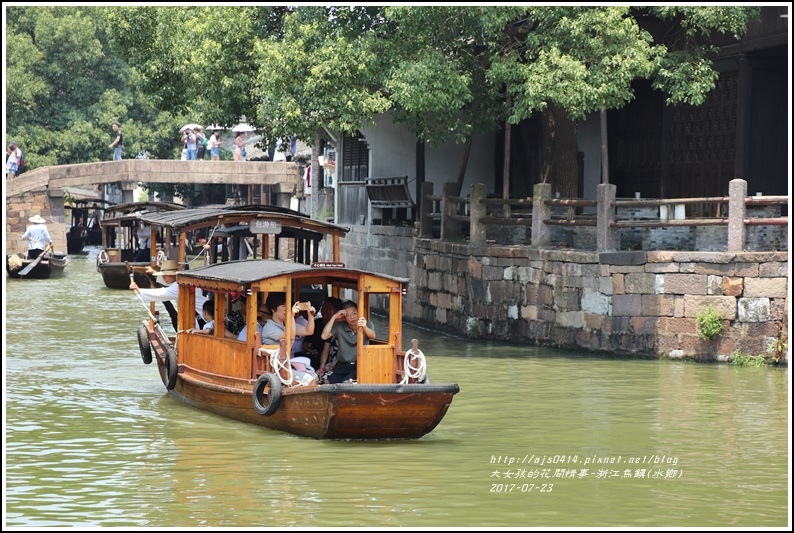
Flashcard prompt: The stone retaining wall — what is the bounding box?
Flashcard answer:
[5,187,67,254]
[340,225,788,363]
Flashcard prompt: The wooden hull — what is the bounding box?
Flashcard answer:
[6,253,68,279]
[98,261,152,289]
[147,334,458,440]
[66,235,86,254]
[86,228,103,246]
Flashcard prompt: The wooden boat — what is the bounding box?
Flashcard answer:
[136,259,459,439]
[137,203,350,272]
[6,250,68,279]
[96,201,185,289]
[66,199,115,252]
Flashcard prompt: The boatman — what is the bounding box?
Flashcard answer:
[21,214,53,259]
[129,260,208,330]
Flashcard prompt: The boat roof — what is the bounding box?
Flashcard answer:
[137,204,350,238]
[105,201,185,216]
[99,201,187,227]
[178,259,408,286]
[67,199,116,208]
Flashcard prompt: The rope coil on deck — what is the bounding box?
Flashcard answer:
[269,350,293,386]
[401,346,427,384]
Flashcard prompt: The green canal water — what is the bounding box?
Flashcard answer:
[3,248,790,527]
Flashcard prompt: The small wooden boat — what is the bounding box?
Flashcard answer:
[6,250,68,279]
[96,201,186,289]
[136,260,459,439]
[66,199,116,253]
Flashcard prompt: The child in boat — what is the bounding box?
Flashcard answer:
[188,300,215,334]
[289,356,318,386]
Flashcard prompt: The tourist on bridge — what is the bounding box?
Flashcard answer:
[6,142,23,179]
[109,123,123,160]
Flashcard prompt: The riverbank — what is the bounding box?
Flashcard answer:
[339,224,789,365]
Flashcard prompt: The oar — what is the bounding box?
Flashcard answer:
[18,244,52,276]
[126,261,179,330]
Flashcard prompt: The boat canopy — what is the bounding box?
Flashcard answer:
[177,259,408,288]
[105,201,185,218]
[137,204,350,239]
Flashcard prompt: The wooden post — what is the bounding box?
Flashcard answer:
[419,181,434,238]
[727,178,747,252]
[597,183,617,252]
[469,182,486,245]
[531,182,552,247]
[440,182,460,241]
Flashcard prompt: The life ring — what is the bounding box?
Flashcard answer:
[164,347,178,390]
[252,373,282,416]
[137,324,153,365]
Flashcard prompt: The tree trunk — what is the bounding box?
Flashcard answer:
[541,103,579,198]
[453,133,473,197]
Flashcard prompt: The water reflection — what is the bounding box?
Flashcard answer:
[4,248,789,527]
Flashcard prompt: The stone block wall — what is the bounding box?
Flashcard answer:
[341,225,788,363]
[5,188,67,255]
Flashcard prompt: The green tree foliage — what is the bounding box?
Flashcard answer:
[8,6,760,200]
[5,6,185,171]
[106,6,292,133]
[252,6,758,194]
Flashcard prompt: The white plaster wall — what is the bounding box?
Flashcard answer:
[360,114,496,200]
[577,112,602,202]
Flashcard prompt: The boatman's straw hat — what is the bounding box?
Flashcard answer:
[158,260,179,275]
[29,215,46,224]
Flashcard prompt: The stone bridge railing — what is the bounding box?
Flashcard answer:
[5,159,303,255]
[6,159,302,197]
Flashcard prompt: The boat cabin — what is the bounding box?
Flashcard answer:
[173,260,415,386]
[137,204,350,270]
[99,201,185,264]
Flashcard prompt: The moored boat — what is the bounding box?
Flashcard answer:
[136,260,459,439]
[66,199,116,253]
[96,201,186,289]
[6,250,68,279]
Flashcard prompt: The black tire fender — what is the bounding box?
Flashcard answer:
[137,324,153,365]
[252,373,282,416]
[165,348,178,390]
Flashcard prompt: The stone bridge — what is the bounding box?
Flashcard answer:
[5,159,302,255]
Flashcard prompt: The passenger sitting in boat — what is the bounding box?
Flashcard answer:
[311,297,344,382]
[289,356,318,386]
[134,221,151,262]
[224,296,263,341]
[260,293,316,355]
[320,301,376,384]
[187,300,215,335]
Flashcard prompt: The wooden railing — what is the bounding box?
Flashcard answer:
[418,179,788,252]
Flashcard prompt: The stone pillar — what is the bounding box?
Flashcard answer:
[440,182,461,241]
[469,182,486,245]
[727,178,747,252]
[597,183,617,252]
[531,182,552,247]
[419,181,434,237]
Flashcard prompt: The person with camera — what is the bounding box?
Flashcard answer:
[320,300,376,384]
[261,292,316,356]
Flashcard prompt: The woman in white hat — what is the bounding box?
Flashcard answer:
[21,214,53,259]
